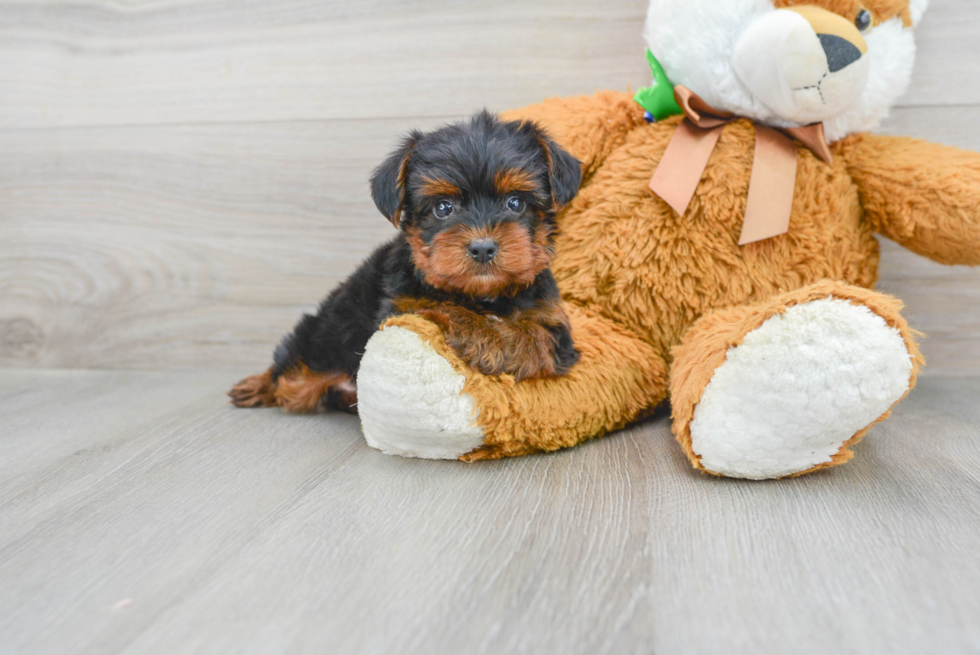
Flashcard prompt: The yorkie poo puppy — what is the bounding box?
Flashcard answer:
[229,111,582,414]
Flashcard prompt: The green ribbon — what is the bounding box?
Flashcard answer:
[634,49,682,121]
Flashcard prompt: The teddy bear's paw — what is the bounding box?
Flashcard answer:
[689,298,915,480]
[356,325,486,459]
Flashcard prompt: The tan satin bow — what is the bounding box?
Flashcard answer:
[649,86,833,245]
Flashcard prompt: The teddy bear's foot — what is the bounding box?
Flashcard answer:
[357,308,669,460]
[356,319,485,460]
[671,281,923,480]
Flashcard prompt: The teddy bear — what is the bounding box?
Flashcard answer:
[353,0,980,479]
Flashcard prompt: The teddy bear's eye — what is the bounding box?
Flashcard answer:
[855,9,872,32]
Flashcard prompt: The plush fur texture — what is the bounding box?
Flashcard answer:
[364,308,669,462]
[230,112,582,414]
[359,88,980,475]
[356,0,979,479]
[358,325,485,459]
[690,298,912,479]
[671,282,921,479]
[645,0,920,139]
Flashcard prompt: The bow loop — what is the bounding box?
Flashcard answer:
[784,124,834,165]
[649,85,833,245]
[675,86,733,129]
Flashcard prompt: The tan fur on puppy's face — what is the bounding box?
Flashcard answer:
[493,169,538,195]
[407,221,553,297]
[772,0,912,28]
[419,177,460,198]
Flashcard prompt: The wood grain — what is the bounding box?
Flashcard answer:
[907,0,980,106]
[0,118,447,369]
[0,0,978,373]
[1,369,978,654]
[2,3,979,653]
[0,0,975,130]
[0,0,653,129]
[3,108,979,373]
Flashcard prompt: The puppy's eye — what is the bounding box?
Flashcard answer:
[506,197,526,213]
[433,200,455,220]
[855,9,872,32]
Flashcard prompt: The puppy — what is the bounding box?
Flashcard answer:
[229,111,582,414]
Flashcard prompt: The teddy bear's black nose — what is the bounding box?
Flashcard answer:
[818,33,863,72]
[467,239,498,264]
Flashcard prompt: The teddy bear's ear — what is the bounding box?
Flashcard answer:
[909,0,929,25]
[370,130,423,229]
[542,139,583,210]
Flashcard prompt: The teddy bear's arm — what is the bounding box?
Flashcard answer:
[501,91,646,180]
[843,133,980,266]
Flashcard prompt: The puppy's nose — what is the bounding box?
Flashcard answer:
[467,239,498,264]
[818,34,863,72]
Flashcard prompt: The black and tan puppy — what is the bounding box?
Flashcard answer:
[229,111,582,414]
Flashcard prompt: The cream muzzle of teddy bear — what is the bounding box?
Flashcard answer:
[734,6,871,125]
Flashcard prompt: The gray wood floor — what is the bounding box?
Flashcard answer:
[2,369,979,655]
[3,1,980,653]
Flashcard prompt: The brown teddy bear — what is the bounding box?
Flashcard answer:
[354,0,980,479]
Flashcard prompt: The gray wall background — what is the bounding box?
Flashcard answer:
[1,0,978,374]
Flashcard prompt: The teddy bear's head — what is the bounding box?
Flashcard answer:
[645,0,928,141]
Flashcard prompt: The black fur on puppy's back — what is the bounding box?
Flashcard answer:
[272,241,395,379]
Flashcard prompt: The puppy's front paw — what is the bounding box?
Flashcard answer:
[414,308,506,377]
[413,306,578,382]
[445,331,507,378]
[545,323,581,377]
[501,322,581,382]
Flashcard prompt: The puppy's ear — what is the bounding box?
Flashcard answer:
[542,138,583,210]
[370,130,423,228]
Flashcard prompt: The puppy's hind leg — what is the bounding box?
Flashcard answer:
[228,364,357,414]
[229,368,279,408]
[232,240,390,414]
[275,364,358,414]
